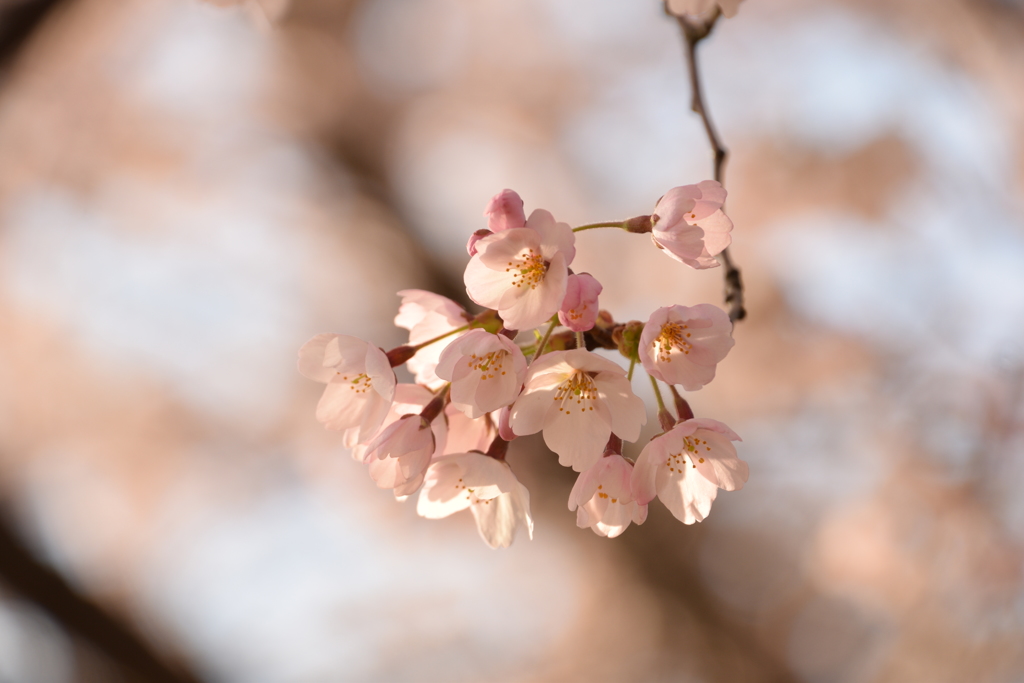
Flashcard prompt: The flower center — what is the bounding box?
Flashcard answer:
[565,305,585,322]
[655,321,693,362]
[553,371,598,415]
[595,484,619,504]
[337,371,373,394]
[466,351,509,381]
[664,435,711,472]
[505,248,548,290]
[454,476,493,504]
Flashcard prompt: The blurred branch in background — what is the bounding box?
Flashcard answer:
[0,508,204,683]
[0,0,64,66]
[0,4,207,680]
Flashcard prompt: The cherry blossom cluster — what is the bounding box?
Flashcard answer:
[298,185,748,548]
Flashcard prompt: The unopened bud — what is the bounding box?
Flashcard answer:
[603,433,623,458]
[471,309,504,334]
[623,215,653,234]
[613,321,644,361]
[466,229,493,256]
[658,408,677,433]
[385,345,416,367]
[669,385,694,421]
[485,435,510,461]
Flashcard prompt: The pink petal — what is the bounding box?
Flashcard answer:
[484,189,526,233]
[542,399,612,472]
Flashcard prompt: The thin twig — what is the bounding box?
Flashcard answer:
[670,5,747,322]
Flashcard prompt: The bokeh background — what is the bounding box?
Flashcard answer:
[1,0,1023,681]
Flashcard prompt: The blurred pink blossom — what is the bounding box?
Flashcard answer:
[666,0,744,19]
[395,290,471,390]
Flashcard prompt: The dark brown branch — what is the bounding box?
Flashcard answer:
[669,5,747,322]
[0,510,205,683]
[0,0,65,68]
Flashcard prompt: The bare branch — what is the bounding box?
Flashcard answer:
[667,4,747,322]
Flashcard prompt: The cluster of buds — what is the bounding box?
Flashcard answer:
[298,184,748,548]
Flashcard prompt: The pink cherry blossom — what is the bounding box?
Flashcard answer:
[650,181,733,269]
[349,383,446,461]
[435,330,527,419]
[509,349,646,472]
[632,418,747,525]
[639,304,734,391]
[394,290,471,390]
[666,0,744,19]
[363,414,436,496]
[569,454,648,538]
[464,209,576,331]
[298,334,395,443]
[558,273,603,332]
[417,452,533,548]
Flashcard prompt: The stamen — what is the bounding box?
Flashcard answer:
[554,371,599,414]
[505,248,548,290]
[655,321,693,362]
[465,350,509,381]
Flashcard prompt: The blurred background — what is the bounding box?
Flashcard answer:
[0,0,1023,681]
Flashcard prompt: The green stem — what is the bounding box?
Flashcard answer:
[529,318,559,364]
[627,357,637,381]
[410,323,469,352]
[649,374,667,413]
[572,221,626,233]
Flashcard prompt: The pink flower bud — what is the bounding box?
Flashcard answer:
[466,229,494,256]
[558,272,603,332]
[484,189,526,233]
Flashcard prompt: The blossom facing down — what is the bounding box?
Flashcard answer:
[666,0,744,19]
[417,452,534,548]
[464,209,576,331]
[349,383,446,462]
[639,304,734,391]
[569,455,647,538]
[509,349,646,472]
[298,334,396,443]
[632,418,747,525]
[651,181,733,269]
[558,273,603,332]
[435,330,528,419]
[363,415,436,496]
[394,290,471,390]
